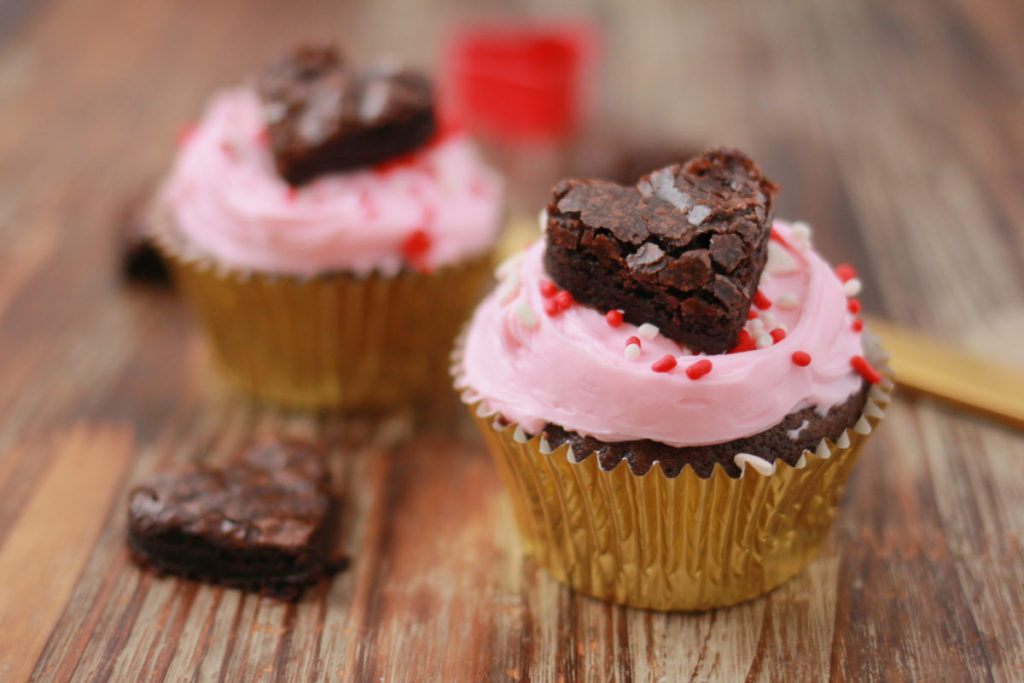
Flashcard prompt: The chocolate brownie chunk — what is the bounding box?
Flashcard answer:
[127,441,338,599]
[258,44,436,184]
[544,148,779,353]
[541,381,869,479]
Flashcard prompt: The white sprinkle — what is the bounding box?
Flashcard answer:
[538,207,549,233]
[624,344,641,361]
[836,432,851,449]
[688,204,712,226]
[636,179,653,197]
[790,221,812,245]
[843,278,863,297]
[494,254,521,280]
[734,453,776,477]
[650,169,693,212]
[638,323,659,340]
[514,300,537,328]
[815,440,832,460]
[755,333,773,349]
[761,312,776,329]
[775,322,788,333]
[749,318,766,336]
[497,271,521,304]
[766,241,799,274]
[777,293,799,309]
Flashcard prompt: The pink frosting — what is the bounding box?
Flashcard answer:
[158,88,503,276]
[457,221,866,447]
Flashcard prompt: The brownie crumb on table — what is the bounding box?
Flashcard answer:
[257,44,436,185]
[543,147,779,354]
[127,440,340,599]
[541,381,869,479]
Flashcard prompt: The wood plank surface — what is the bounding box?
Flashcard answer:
[0,0,1022,681]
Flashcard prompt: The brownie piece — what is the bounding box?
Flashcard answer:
[542,381,869,479]
[257,44,436,185]
[127,441,338,599]
[544,148,779,354]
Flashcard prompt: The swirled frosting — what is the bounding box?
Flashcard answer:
[158,88,502,276]
[457,221,866,447]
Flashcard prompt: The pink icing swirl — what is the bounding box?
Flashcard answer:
[457,221,866,447]
[158,88,503,276]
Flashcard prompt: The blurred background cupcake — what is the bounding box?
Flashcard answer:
[153,44,503,410]
[454,148,890,610]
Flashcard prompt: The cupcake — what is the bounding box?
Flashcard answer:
[154,45,503,409]
[454,148,890,610]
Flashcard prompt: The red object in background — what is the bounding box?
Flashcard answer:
[441,22,600,142]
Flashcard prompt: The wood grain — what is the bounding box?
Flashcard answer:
[0,0,1021,681]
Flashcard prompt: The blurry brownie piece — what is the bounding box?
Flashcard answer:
[258,44,436,184]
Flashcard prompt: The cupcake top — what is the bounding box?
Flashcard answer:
[157,46,502,277]
[457,149,876,448]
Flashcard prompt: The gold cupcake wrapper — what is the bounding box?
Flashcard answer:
[158,234,492,410]
[455,338,892,611]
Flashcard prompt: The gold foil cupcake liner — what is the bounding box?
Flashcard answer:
[157,232,491,410]
[454,338,892,611]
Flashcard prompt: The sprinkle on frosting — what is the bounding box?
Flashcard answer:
[605,310,623,327]
[851,355,881,384]
[777,293,798,309]
[651,355,677,373]
[835,263,857,282]
[554,290,574,311]
[770,328,787,343]
[847,298,861,314]
[638,323,659,341]
[753,290,772,310]
[755,333,773,349]
[514,300,538,329]
[685,359,712,380]
[843,278,863,297]
[539,280,558,298]
[852,319,864,332]
[729,329,755,354]
[624,340,641,360]
[792,351,811,366]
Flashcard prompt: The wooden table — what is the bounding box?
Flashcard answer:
[1,0,1022,680]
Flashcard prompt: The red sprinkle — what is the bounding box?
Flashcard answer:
[851,355,881,384]
[554,290,573,312]
[729,329,755,353]
[847,298,862,314]
[285,186,299,202]
[539,280,558,298]
[625,336,641,348]
[543,298,561,316]
[401,229,432,264]
[770,328,787,343]
[177,122,196,146]
[835,263,857,282]
[753,290,772,310]
[685,359,713,380]
[605,310,624,327]
[651,355,677,373]
[851,319,864,332]
[747,309,759,320]
[792,351,812,367]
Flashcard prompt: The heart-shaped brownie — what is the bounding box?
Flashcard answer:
[257,44,436,185]
[543,148,779,354]
[127,441,337,599]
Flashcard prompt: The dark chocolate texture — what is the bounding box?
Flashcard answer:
[540,381,869,479]
[127,441,337,599]
[257,44,436,185]
[544,148,779,353]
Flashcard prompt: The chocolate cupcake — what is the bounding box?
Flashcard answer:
[154,45,503,409]
[454,148,890,610]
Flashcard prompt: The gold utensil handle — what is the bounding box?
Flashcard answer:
[865,315,1024,430]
